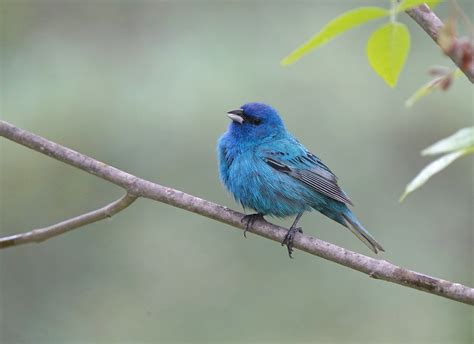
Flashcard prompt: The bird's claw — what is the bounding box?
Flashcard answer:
[241,213,264,238]
[281,227,302,258]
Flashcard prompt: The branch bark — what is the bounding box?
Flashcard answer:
[406,4,474,83]
[1,120,473,306]
[0,193,137,249]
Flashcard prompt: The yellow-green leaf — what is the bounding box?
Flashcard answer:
[397,0,443,13]
[422,127,474,156]
[367,22,410,87]
[281,7,389,66]
[400,148,473,201]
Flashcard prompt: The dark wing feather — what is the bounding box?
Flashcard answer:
[264,153,353,206]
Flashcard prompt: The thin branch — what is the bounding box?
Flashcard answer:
[406,4,474,83]
[1,120,473,306]
[0,193,137,249]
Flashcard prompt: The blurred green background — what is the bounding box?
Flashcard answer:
[1,1,473,343]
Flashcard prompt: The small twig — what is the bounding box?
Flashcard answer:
[406,4,474,83]
[0,193,138,249]
[1,120,473,305]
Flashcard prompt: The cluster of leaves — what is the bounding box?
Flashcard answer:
[401,4,473,199]
[282,0,474,200]
[281,0,442,87]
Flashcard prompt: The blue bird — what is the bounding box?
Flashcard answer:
[217,102,384,257]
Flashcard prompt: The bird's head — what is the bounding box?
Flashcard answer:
[226,103,285,141]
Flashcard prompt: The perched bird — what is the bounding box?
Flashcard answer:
[217,102,384,257]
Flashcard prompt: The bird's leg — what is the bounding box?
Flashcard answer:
[241,213,265,238]
[282,211,304,258]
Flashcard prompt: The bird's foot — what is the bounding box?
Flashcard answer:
[281,226,303,258]
[241,213,264,238]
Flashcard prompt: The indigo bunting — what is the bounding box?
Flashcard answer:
[217,102,384,257]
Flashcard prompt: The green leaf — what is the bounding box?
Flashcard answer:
[396,0,443,12]
[399,148,473,202]
[281,7,389,66]
[400,128,474,201]
[422,127,474,156]
[367,22,410,87]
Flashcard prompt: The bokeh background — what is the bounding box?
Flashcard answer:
[1,1,473,343]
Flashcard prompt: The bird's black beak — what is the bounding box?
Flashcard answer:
[227,109,244,124]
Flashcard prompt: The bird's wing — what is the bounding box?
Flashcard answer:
[258,137,353,206]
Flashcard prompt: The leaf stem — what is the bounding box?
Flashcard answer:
[390,0,398,23]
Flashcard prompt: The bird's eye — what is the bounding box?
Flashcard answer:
[247,117,261,125]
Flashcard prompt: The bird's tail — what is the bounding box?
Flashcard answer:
[341,212,385,254]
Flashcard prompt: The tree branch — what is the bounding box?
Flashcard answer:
[406,4,474,83]
[0,193,137,249]
[1,120,473,306]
